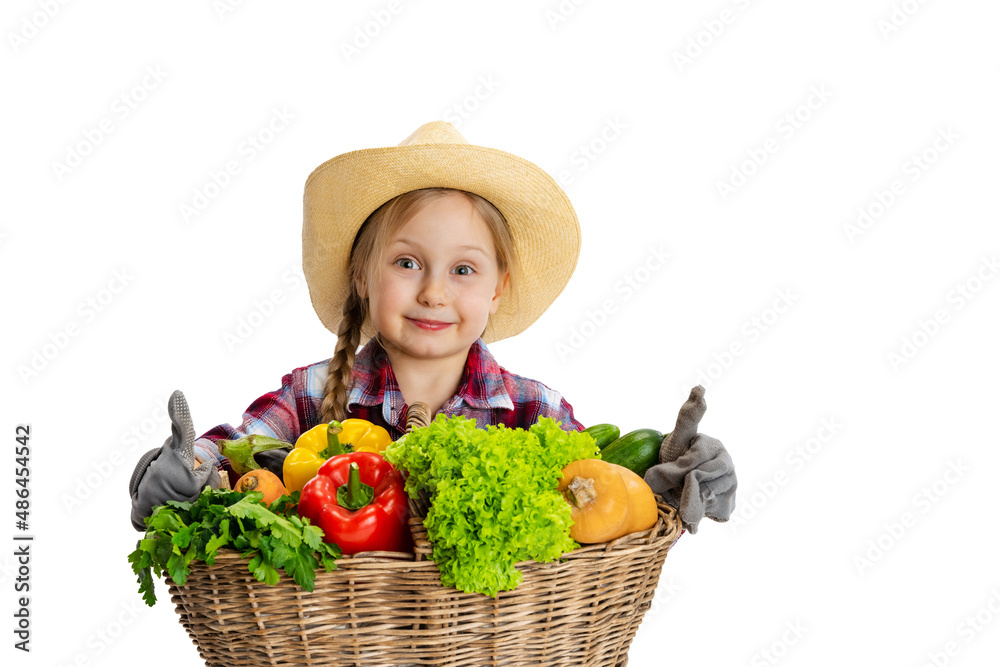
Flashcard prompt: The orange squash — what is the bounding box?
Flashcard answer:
[616,465,658,536]
[558,459,658,544]
[233,469,287,505]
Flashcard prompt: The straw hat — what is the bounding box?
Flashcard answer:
[302,121,581,343]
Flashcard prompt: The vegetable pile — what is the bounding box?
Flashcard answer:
[128,488,340,606]
[129,413,668,605]
[385,415,600,596]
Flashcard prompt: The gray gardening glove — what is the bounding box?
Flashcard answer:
[644,385,737,534]
[129,390,220,531]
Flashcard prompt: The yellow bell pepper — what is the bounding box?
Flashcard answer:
[282,419,392,494]
[338,418,392,454]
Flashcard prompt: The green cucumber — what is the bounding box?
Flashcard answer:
[600,429,664,478]
[583,423,621,450]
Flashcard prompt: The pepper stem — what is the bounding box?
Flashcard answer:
[319,421,347,459]
[337,462,375,510]
[565,476,598,508]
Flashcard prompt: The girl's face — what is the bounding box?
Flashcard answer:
[364,193,508,365]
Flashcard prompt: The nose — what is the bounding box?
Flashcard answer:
[417,272,448,308]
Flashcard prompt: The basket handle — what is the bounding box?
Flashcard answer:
[405,401,431,433]
[403,402,433,556]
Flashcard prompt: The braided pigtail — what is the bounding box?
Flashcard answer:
[320,289,365,423]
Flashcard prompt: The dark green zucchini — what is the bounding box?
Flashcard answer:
[600,429,664,477]
[583,423,621,450]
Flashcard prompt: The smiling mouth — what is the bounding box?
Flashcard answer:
[407,318,454,330]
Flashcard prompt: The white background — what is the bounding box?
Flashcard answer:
[3,1,1000,666]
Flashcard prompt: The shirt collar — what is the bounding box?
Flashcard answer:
[450,338,515,412]
[345,337,402,427]
[346,337,514,424]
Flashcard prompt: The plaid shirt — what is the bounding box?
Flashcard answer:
[194,337,583,470]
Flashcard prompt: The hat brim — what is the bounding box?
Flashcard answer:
[303,143,580,343]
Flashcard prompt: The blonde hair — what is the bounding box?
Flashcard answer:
[319,188,520,423]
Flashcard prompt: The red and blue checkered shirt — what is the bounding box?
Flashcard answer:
[194,337,583,470]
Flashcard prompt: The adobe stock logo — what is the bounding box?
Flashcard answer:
[750,620,808,667]
[544,0,591,30]
[442,75,500,129]
[683,288,797,392]
[223,267,305,352]
[178,107,295,223]
[339,0,414,63]
[716,86,832,202]
[671,0,757,73]
[7,0,72,53]
[51,66,168,182]
[17,269,134,385]
[877,0,933,40]
[843,126,959,244]
[886,254,997,372]
[916,589,1000,667]
[853,460,969,575]
[555,117,628,189]
[729,417,842,534]
[212,0,248,20]
[556,245,670,360]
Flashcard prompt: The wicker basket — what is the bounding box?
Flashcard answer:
[165,404,684,666]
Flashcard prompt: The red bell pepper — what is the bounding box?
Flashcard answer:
[297,451,413,555]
